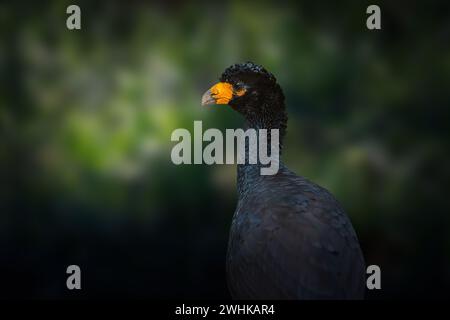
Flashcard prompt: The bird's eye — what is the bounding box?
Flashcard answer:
[234,83,247,97]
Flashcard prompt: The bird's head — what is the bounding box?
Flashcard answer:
[202,62,287,135]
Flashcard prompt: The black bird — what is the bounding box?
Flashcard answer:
[201,62,365,299]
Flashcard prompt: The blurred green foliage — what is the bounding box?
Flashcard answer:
[0,0,449,298]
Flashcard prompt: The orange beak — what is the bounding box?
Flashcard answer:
[201,82,246,106]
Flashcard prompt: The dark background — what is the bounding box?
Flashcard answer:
[0,0,449,299]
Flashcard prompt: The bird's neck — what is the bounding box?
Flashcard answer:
[236,97,287,198]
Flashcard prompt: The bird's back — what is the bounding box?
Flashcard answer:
[226,166,366,299]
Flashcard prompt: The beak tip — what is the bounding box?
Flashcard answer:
[201,89,215,106]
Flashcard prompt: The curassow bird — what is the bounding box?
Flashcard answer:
[201,62,365,299]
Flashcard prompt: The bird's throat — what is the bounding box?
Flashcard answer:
[235,89,287,197]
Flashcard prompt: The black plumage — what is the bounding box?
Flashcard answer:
[206,62,365,299]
